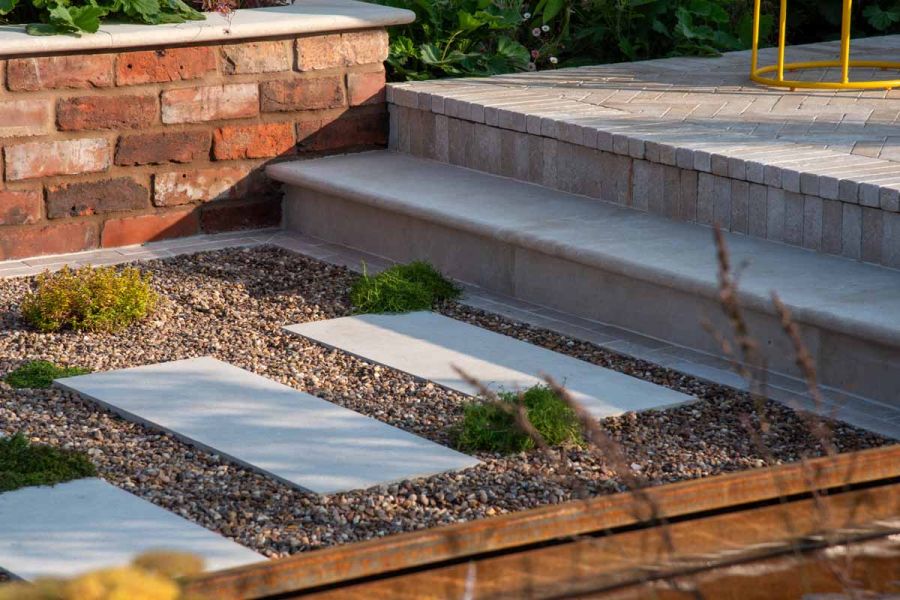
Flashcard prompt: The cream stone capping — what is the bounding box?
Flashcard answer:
[0,0,414,56]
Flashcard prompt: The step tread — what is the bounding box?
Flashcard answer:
[56,357,479,495]
[0,477,262,580]
[285,312,693,418]
[267,151,900,346]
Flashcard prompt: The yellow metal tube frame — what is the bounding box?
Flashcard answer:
[750,0,900,90]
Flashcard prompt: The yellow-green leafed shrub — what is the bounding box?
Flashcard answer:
[21,266,157,333]
[0,551,204,600]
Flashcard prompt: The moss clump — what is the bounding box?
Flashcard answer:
[4,360,90,389]
[454,385,585,454]
[350,261,461,314]
[0,433,96,493]
[21,265,157,333]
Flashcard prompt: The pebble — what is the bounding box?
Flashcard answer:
[0,246,888,559]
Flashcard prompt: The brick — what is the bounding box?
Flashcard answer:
[766,187,785,241]
[678,169,698,221]
[7,55,114,91]
[697,173,715,225]
[161,84,259,124]
[0,99,52,137]
[296,111,388,152]
[348,69,386,106]
[116,131,211,166]
[57,94,158,131]
[101,208,199,247]
[731,180,749,234]
[221,41,292,74]
[748,183,767,237]
[783,191,804,246]
[116,47,216,85]
[295,34,342,72]
[822,199,843,254]
[841,203,862,260]
[802,195,823,251]
[340,30,390,66]
[153,165,253,206]
[5,138,110,181]
[201,199,280,233]
[861,207,883,263]
[0,190,41,225]
[46,177,150,219]
[296,30,388,71]
[0,221,99,261]
[259,76,345,112]
[883,212,900,268]
[213,122,295,160]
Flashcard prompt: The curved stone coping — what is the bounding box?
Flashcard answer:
[0,0,414,57]
[267,151,900,350]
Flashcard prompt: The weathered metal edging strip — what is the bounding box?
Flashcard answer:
[184,444,900,599]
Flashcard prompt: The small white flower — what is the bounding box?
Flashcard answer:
[541,24,550,32]
[527,62,537,71]
[532,27,541,36]
[523,12,531,18]
[549,56,558,64]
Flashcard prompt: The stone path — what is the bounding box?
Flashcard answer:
[284,312,693,418]
[0,478,261,580]
[56,357,479,494]
[2,228,895,436]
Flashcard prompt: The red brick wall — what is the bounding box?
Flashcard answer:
[0,29,389,260]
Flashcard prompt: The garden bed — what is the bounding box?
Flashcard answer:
[0,246,889,558]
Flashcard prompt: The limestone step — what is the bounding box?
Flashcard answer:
[285,312,692,417]
[268,151,900,406]
[0,478,261,580]
[384,39,900,268]
[56,357,479,494]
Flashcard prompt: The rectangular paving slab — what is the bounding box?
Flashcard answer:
[0,478,262,580]
[284,312,693,418]
[56,357,479,494]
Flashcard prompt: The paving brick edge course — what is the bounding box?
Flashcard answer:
[0,31,390,260]
[389,101,900,269]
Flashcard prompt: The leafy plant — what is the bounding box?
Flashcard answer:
[374,0,530,80]
[0,0,204,36]
[21,265,157,333]
[0,433,96,493]
[377,0,900,80]
[350,261,461,313]
[454,385,584,453]
[4,360,90,389]
[0,551,204,599]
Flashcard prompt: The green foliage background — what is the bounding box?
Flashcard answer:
[375,0,900,80]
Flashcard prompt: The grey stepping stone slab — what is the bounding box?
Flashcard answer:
[0,478,261,580]
[284,312,693,418]
[56,357,478,494]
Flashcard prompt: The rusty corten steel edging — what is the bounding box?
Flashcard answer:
[183,444,900,599]
[597,533,900,600]
[295,483,900,599]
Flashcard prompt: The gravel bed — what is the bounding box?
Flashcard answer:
[0,246,890,559]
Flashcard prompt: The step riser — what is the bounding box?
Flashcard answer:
[285,186,900,404]
[390,104,900,270]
